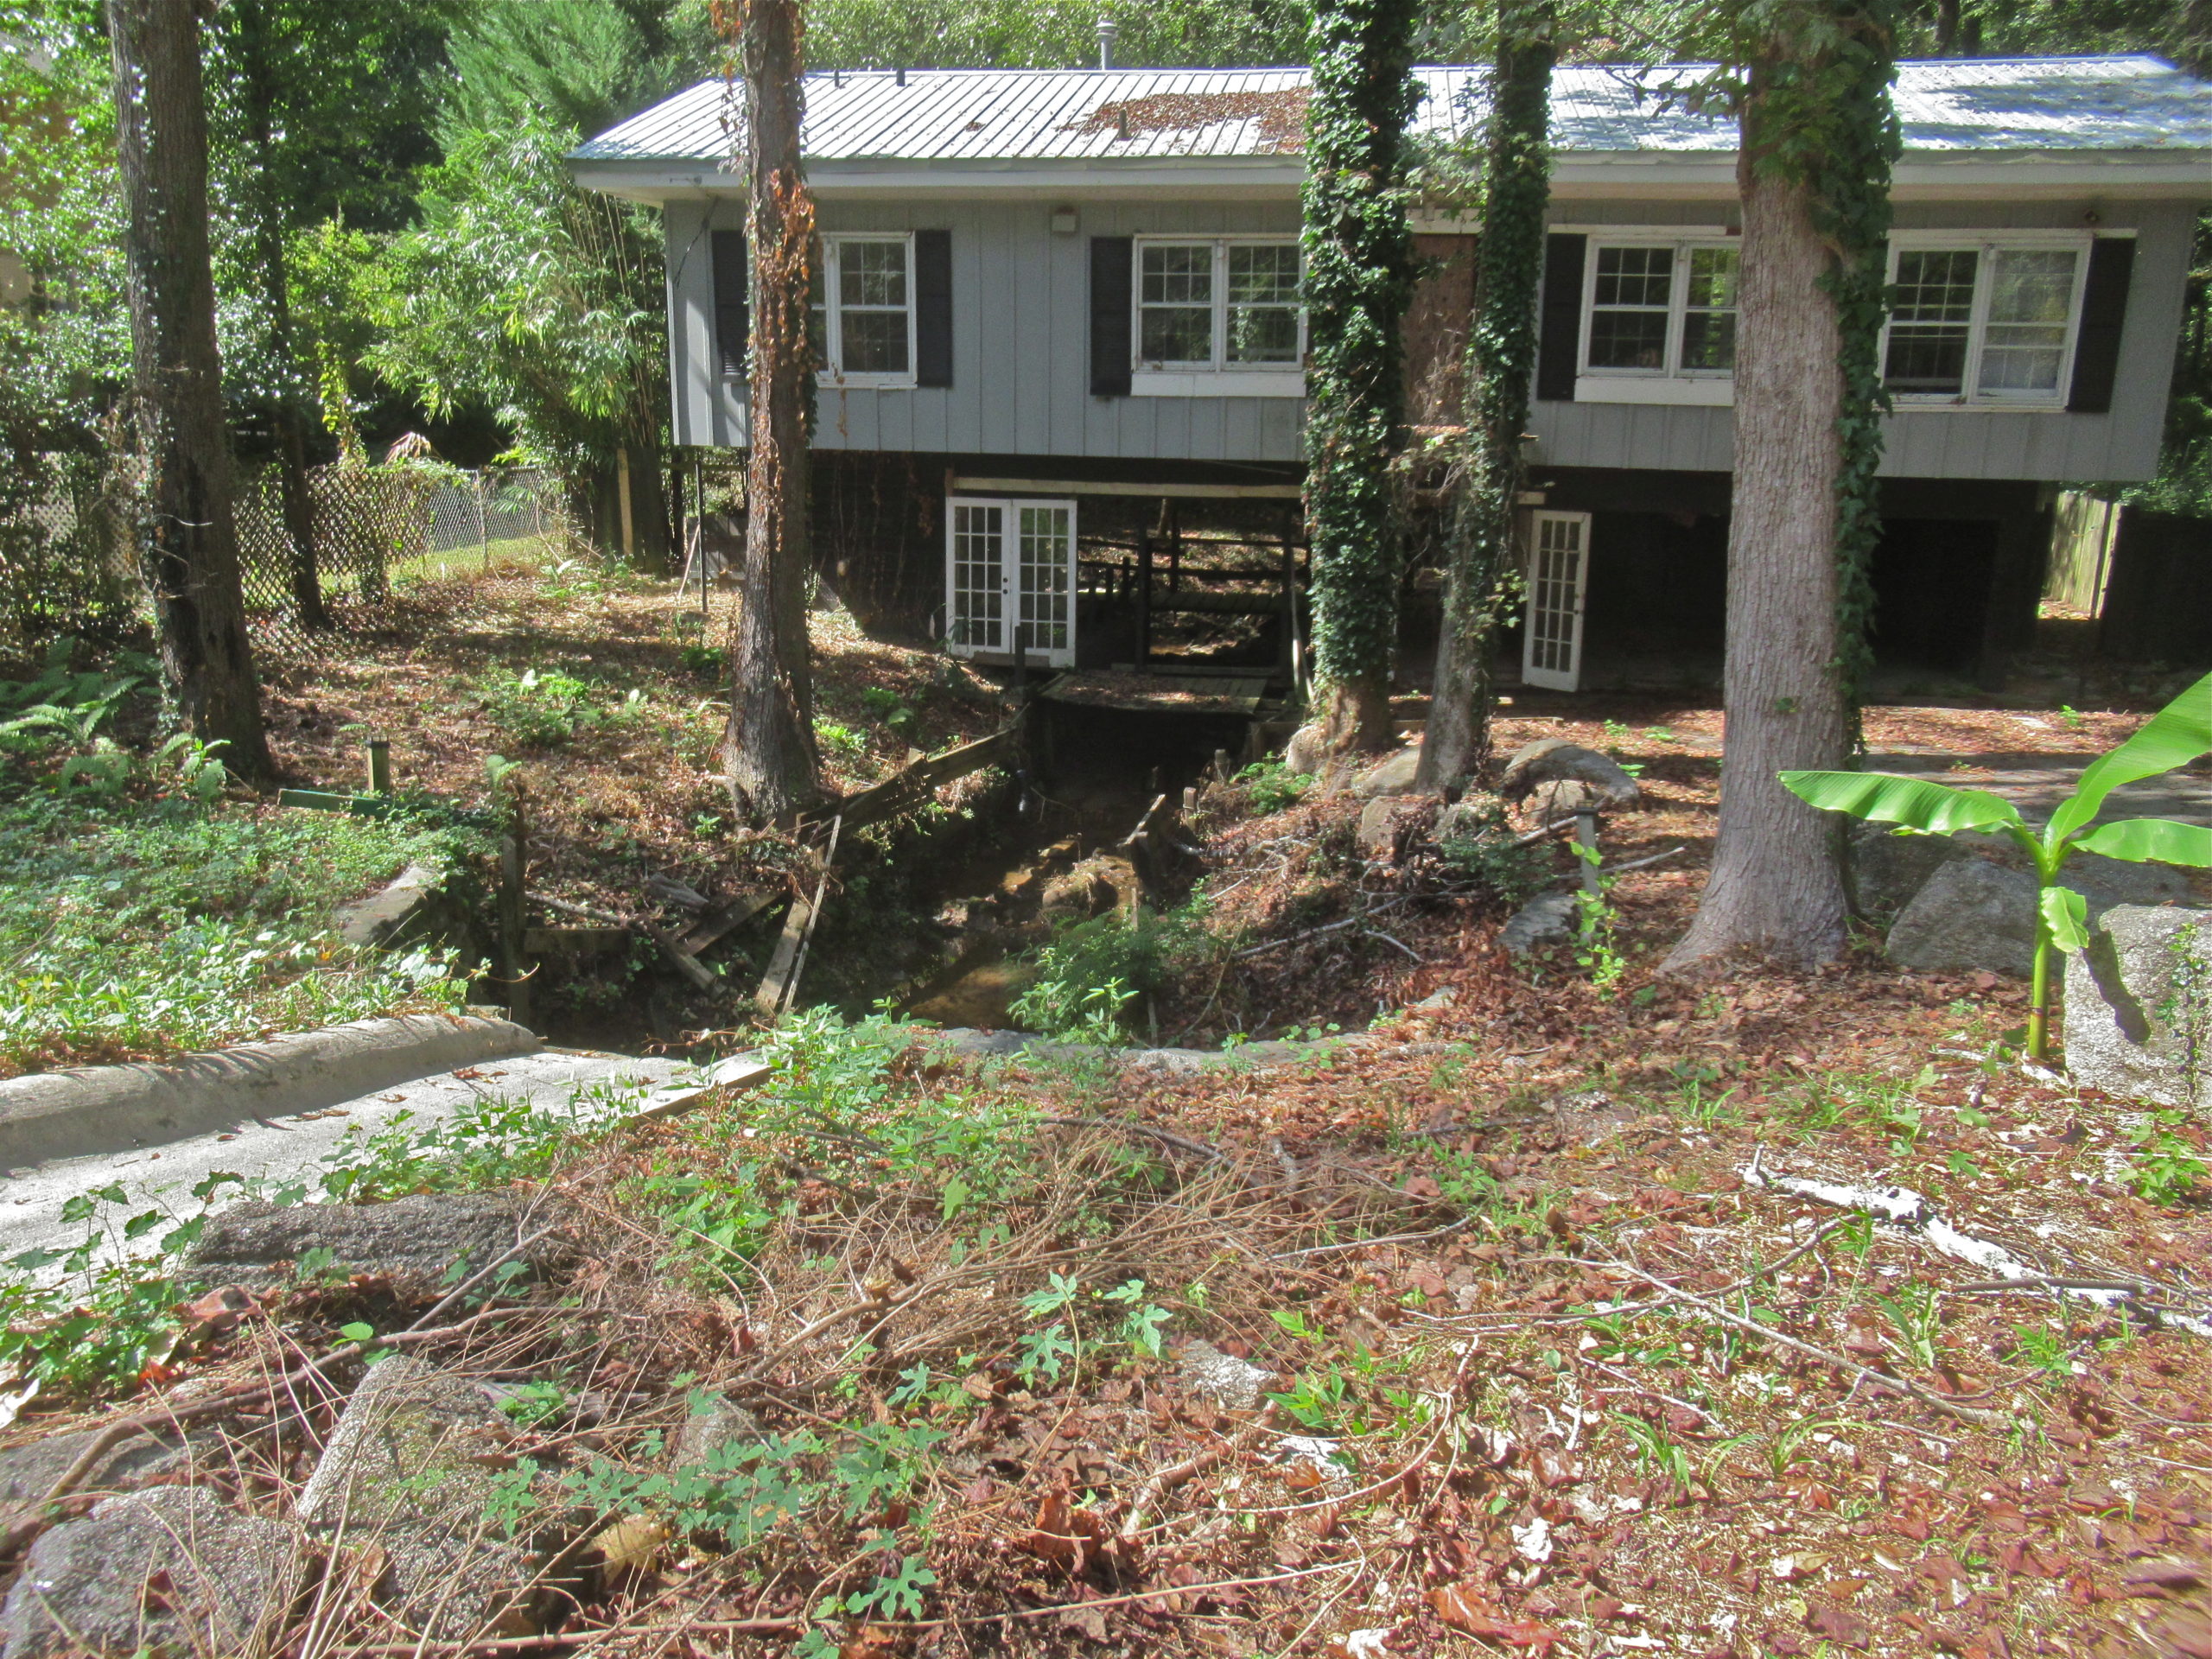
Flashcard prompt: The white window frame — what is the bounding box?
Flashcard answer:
[1130,235,1307,398]
[941,495,1079,669]
[1574,232,1742,407]
[1880,230,2095,410]
[815,232,918,390]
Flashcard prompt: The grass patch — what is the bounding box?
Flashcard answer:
[0,655,474,1077]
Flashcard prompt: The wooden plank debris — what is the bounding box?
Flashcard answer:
[754,814,842,1020]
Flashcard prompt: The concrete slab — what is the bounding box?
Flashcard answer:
[0,1048,695,1274]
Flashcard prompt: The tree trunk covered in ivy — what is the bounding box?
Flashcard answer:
[107,0,272,779]
[720,0,820,822]
[1299,0,1420,754]
[1665,1,1897,973]
[1417,0,1554,792]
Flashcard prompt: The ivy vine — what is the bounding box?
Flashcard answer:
[1732,0,1903,732]
[1421,0,1554,786]
[1299,0,1420,702]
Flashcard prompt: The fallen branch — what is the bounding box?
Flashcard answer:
[1740,1152,2212,1340]
[1039,1116,1228,1163]
[1595,1253,2010,1429]
[1236,894,1414,959]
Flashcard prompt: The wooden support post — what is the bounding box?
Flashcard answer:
[499,792,532,1030]
[1135,532,1153,665]
[1167,502,1182,594]
[1182,785,1197,817]
[1279,524,1298,677]
[365,737,391,795]
[1574,810,1602,929]
[1214,747,1232,785]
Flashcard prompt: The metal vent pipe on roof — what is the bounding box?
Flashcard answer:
[1096,17,1117,70]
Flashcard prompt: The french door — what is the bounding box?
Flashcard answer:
[944,496,1077,668]
[1522,510,1591,693]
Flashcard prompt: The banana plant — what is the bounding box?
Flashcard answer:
[1778,670,2212,1063]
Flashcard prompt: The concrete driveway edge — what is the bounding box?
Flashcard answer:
[0,1015,543,1172]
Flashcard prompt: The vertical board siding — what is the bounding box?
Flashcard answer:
[670,195,1307,462]
[664,192,2188,483]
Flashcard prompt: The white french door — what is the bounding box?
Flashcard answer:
[1522,510,1591,693]
[944,496,1077,667]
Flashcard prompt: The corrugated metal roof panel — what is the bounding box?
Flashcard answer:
[571,55,2212,167]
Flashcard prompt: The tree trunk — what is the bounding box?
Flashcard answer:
[1418,0,1554,793]
[108,0,271,778]
[1934,0,1959,54]
[1299,0,1420,759]
[1663,92,1850,972]
[721,0,819,822]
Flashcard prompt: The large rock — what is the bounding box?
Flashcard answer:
[0,1429,200,1506]
[1887,858,2194,979]
[1351,747,1424,799]
[1847,823,1967,920]
[1357,794,1432,862]
[298,1356,553,1639]
[1497,740,1640,813]
[2066,906,2212,1109]
[1501,891,1579,956]
[1,1487,301,1659]
[188,1192,574,1293]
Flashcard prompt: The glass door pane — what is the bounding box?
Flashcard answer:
[1016,505,1072,660]
[948,501,1004,652]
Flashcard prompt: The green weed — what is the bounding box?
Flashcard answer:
[1234,756,1312,814]
[2126,1111,2209,1205]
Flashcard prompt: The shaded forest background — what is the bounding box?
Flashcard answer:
[2,0,2206,568]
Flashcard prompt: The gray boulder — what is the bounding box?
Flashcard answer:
[298,1356,553,1639]
[2065,906,2212,1109]
[1887,856,2194,979]
[1351,747,1424,799]
[1498,740,1640,813]
[1357,794,1431,861]
[1848,823,1967,921]
[1501,891,1580,956]
[188,1192,572,1293]
[1,1487,301,1659]
[0,1429,201,1506]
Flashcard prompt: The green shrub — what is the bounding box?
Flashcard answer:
[476,664,646,747]
[1012,906,1217,1041]
[1436,798,1549,905]
[1235,757,1312,814]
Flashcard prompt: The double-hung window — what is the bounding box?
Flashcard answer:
[1132,237,1306,396]
[810,233,916,386]
[1882,234,2091,405]
[1577,238,1739,404]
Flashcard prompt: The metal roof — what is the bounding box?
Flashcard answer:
[572,55,2212,169]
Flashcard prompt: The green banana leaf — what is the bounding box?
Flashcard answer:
[1777,771,2024,836]
[2045,669,2212,847]
[2073,817,2212,868]
[2039,884,2089,953]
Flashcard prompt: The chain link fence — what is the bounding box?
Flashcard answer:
[2,459,575,662]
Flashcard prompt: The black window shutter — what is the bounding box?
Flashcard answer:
[2067,237,2134,414]
[1090,236,1134,397]
[1535,233,1586,403]
[712,229,749,378]
[914,229,953,388]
